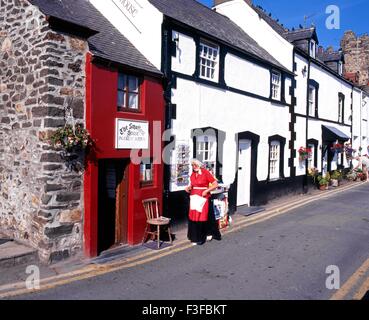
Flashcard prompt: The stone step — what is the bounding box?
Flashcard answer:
[0,240,38,268]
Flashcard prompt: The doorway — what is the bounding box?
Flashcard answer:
[237,139,252,207]
[98,159,129,254]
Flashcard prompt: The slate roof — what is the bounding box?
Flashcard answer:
[283,28,318,43]
[252,5,287,36]
[317,50,343,63]
[148,0,289,72]
[29,0,161,75]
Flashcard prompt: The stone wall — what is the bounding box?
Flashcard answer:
[341,31,369,86]
[0,0,87,263]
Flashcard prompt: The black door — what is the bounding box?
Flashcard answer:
[98,159,129,254]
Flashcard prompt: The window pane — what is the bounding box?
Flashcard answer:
[128,93,138,109]
[140,160,154,183]
[118,74,125,90]
[117,91,125,107]
[128,76,138,92]
[199,41,219,81]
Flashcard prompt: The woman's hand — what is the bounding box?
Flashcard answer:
[202,190,208,197]
[185,186,192,193]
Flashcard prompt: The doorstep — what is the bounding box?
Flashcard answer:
[0,240,38,268]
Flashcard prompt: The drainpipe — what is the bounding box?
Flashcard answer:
[304,57,311,193]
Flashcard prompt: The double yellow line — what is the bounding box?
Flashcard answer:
[330,258,369,300]
[0,182,367,299]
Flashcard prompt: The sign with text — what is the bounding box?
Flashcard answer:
[111,0,143,33]
[116,119,149,150]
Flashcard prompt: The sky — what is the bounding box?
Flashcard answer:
[197,0,369,50]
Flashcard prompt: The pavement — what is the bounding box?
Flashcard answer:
[0,179,366,299]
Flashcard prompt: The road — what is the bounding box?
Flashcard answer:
[10,184,369,300]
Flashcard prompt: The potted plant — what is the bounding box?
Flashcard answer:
[318,178,329,190]
[356,169,366,181]
[308,167,319,186]
[330,170,341,187]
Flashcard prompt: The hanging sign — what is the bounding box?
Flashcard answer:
[116,119,149,149]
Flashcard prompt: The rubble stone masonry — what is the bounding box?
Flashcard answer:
[0,0,87,263]
[341,31,369,86]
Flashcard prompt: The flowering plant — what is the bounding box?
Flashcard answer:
[49,124,93,152]
[298,147,312,161]
[344,143,356,160]
[331,143,343,153]
[308,167,319,184]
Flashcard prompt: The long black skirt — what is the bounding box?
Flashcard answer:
[187,220,207,244]
[187,202,222,244]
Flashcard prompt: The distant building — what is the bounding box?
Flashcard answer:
[341,31,369,90]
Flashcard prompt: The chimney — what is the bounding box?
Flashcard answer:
[318,46,324,55]
[214,0,252,6]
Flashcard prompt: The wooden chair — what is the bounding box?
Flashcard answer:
[142,198,173,249]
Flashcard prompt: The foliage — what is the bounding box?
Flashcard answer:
[330,170,341,180]
[331,143,343,153]
[49,124,93,152]
[319,178,329,186]
[344,143,356,160]
[298,146,312,161]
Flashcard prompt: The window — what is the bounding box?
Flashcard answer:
[196,135,217,173]
[117,73,140,111]
[310,40,316,58]
[338,94,344,123]
[199,41,219,82]
[308,85,316,117]
[338,61,343,76]
[271,71,281,100]
[140,159,154,186]
[269,141,280,180]
[307,144,315,169]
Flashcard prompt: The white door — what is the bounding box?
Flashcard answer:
[237,140,251,207]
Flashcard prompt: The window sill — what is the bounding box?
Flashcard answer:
[140,181,154,188]
[117,107,142,114]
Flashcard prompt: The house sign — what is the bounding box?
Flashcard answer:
[116,119,149,149]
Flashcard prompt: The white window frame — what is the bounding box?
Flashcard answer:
[310,40,316,59]
[338,61,343,76]
[307,144,315,169]
[196,135,217,173]
[199,40,219,82]
[271,71,281,101]
[338,95,344,123]
[308,85,316,117]
[269,141,280,180]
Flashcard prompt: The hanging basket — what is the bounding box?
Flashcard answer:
[49,124,93,152]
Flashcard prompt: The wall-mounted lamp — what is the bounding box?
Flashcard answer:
[302,66,307,77]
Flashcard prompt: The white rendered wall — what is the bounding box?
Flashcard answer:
[89,0,163,69]
[285,77,292,105]
[295,116,307,175]
[308,119,351,171]
[352,89,362,153]
[310,64,352,124]
[214,0,293,70]
[170,78,290,190]
[295,55,308,115]
[171,31,196,76]
[225,53,270,98]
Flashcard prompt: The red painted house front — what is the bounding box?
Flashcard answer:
[84,53,164,257]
